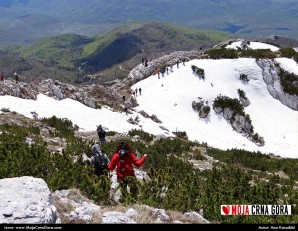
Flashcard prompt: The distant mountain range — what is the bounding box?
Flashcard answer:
[0,22,231,83]
[0,0,297,46]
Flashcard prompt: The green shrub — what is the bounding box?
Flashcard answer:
[202,106,210,114]
[173,131,188,140]
[1,108,10,113]
[240,73,249,81]
[278,68,298,96]
[128,129,154,142]
[206,48,238,59]
[106,131,117,136]
[192,101,204,112]
[41,116,79,140]
[237,89,247,99]
[213,95,245,116]
[191,65,205,79]
[294,53,298,63]
[279,48,296,58]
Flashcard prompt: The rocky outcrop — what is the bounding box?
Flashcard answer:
[0,79,96,109]
[102,211,136,224]
[126,50,203,85]
[231,114,254,136]
[239,96,250,107]
[0,174,210,224]
[257,59,298,111]
[0,176,60,224]
[199,106,210,118]
[213,106,263,146]
[192,100,210,119]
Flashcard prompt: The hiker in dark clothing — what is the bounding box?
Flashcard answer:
[166,67,169,75]
[139,88,142,95]
[97,125,106,144]
[124,106,128,115]
[144,58,148,67]
[13,71,19,83]
[90,143,110,176]
[0,73,4,81]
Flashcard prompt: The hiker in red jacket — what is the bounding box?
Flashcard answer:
[108,140,147,181]
[108,140,147,201]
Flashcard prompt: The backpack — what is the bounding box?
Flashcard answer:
[93,152,109,175]
[91,144,109,175]
[119,149,129,159]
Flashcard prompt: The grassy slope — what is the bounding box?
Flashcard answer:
[18,22,231,74]
[19,34,94,69]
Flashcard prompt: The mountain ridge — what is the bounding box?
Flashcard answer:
[1,0,298,46]
[1,22,231,84]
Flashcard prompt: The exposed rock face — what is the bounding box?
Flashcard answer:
[0,176,60,224]
[0,175,210,224]
[231,114,253,135]
[214,106,223,114]
[199,106,210,118]
[213,107,263,146]
[239,96,250,107]
[53,189,101,223]
[257,59,298,111]
[223,108,233,120]
[102,211,136,224]
[192,100,210,119]
[0,79,96,109]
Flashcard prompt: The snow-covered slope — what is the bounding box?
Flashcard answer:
[132,58,298,158]
[226,41,280,52]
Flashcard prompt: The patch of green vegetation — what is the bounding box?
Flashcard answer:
[10,22,230,80]
[277,66,298,96]
[19,34,94,69]
[0,123,40,136]
[40,116,78,140]
[279,48,296,58]
[213,95,245,117]
[1,122,297,224]
[238,89,247,100]
[207,148,298,181]
[128,129,154,142]
[206,48,277,59]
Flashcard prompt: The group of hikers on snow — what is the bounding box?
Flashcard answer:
[156,58,186,79]
[90,138,147,200]
[132,88,142,97]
